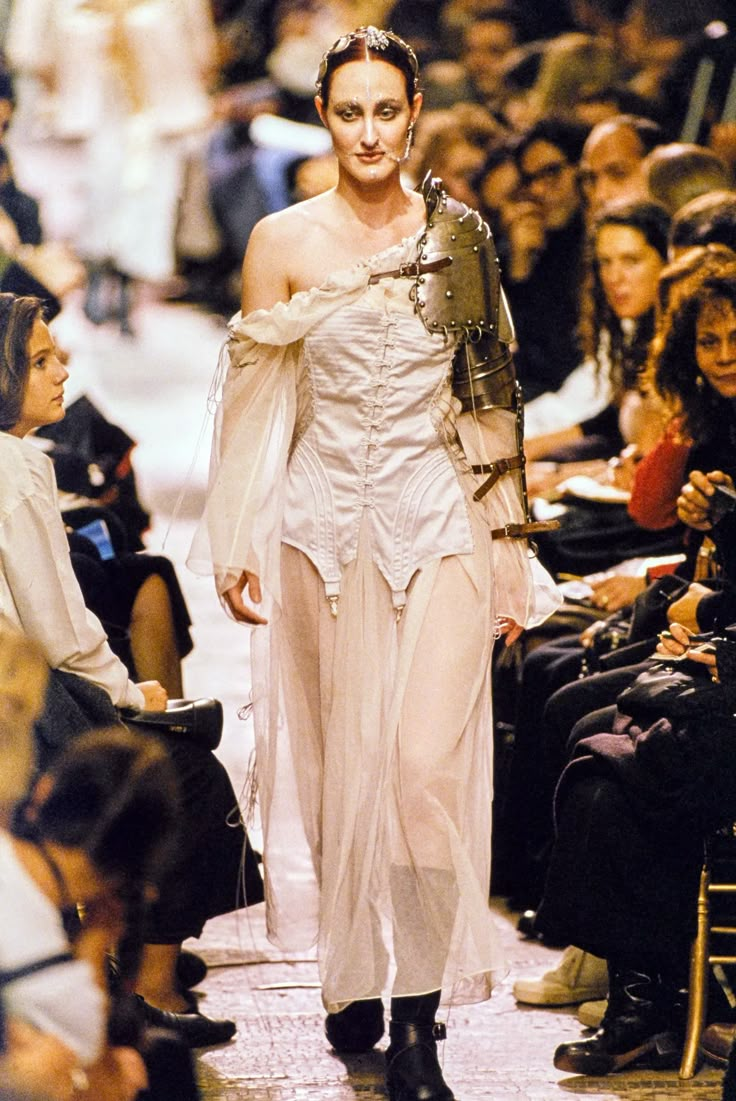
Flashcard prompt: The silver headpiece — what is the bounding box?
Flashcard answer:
[316,26,419,95]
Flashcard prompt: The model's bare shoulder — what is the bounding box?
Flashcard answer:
[241,197,336,311]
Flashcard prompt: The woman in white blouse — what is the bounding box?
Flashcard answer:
[0,292,253,1048]
[0,296,164,712]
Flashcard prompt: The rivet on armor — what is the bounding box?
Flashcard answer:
[422,253,428,260]
[419,277,425,284]
[473,246,479,252]
[451,234,457,241]
[418,300,425,307]
[446,291,453,299]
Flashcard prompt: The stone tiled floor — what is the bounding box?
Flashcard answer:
[19,129,729,1098]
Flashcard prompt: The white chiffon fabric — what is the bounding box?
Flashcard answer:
[190,233,560,1011]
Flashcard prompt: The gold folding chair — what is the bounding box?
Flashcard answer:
[680,833,736,1079]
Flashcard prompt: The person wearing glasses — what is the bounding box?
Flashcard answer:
[507,118,590,401]
[191,25,559,1101]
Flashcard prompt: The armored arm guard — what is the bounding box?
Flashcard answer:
[411,175,556,539]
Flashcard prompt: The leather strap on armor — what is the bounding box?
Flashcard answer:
[471,455,523,500]
[368,257,452,284]
[491,520,560,540]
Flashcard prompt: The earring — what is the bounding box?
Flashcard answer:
[695,373,705,389]
[402,122,415,161]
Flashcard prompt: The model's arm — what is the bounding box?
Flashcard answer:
[223,216,294,626]
[240,214,293,315]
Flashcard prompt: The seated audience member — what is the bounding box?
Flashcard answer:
[513,32,620,129]
[412,104,503,207]
[620,0,734,138]
[420,6,525,113]
[670,190,736,258]
[503,248,736,928]
[526,200,668,473]
[507,117,589,399]
[0,68,42,247]
[537,619,736,1077]
[573,85,662,131]
[0,292,262,1046]
[644,143,733,215]
[34,391,194,696]
[514,263,736,1057]
[0,619,87,1101]
[578,114,663,218]
[4,727,179,1100]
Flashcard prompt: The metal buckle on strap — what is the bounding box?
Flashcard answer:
[471,454,523,501]
[490,520,560,540]
[432,1022,447,1042]
[368,256,453,285]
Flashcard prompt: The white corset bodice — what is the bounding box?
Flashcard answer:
[282,296,474,608]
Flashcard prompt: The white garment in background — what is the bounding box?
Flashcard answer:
[523,356,613,439]
[0,431,144,708]
[191,232,560,1011]
[0,831,105,1064]
[6,0,216,280]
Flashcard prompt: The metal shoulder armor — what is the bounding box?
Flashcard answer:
[411,173,516,415]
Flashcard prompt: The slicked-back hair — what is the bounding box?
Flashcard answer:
[316,27,419,107]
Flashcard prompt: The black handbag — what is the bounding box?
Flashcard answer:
[615,659,736,723]
[582,575,693,675]
[121,698,223,751]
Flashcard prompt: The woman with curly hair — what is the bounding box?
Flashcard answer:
[526,198,670,463]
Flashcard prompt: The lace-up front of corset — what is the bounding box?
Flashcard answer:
[282,296,473,609]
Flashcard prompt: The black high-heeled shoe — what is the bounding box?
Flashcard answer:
[325,997,384,1053]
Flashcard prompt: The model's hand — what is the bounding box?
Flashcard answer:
[677,470,734,531]
[666,582,711,633]
[497,616,523,647]
[137,681,168,711]
[224,571,268,625]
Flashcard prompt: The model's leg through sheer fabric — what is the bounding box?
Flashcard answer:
[271,510,503,1013]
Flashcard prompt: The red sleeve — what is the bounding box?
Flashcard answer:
[627,422,691,530]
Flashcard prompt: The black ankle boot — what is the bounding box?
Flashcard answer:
[386,992,454,1101]
[553,967,680,1076]
[325,998,384,1053]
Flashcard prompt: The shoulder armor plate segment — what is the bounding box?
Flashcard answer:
[414,173,506,340]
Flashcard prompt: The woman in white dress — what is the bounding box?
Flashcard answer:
[190,27,559,1101]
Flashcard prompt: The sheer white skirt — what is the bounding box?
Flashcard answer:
[260,499,505,1013]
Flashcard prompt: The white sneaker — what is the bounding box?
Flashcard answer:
[513,946,608,1006]
[577,998,607,1028]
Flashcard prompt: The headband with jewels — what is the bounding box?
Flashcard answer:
[316,26,419,95]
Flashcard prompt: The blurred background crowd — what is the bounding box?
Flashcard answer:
[0,0,733,332]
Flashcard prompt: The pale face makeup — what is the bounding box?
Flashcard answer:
[316,58,421,186]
